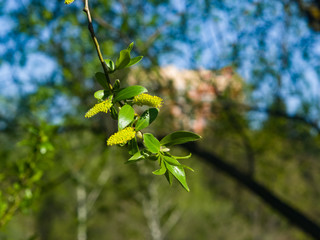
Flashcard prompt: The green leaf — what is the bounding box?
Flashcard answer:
[173,153,192,159]
[127,56,143,67]
[181,164,195,172]
[160,131,201,147]
[94,90,105,100]
[114,85,148,102]
[118,105,135,130]
[128,137,139,155]
[116,49,131,70]
[105,59,115,72]
[152,161,166,175]
[110,106,118,120]
[135,108,158,131]
[128,150,144,162]
[143,133,160,154]
[113,79,120,91]
[163,155,181,166]
[127,42,134,52]
[141,149,158,161]
[95,72,109,90]
[165,171,173,185]
[165,163,190,192]
[94,90,104,100]
[94,89,111,100]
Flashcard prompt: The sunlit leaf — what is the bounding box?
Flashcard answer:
[152,160,166,175]
[181,164,194,172]
[114,85,148,102]
[143,133,160,154]
[135,108,158,131]
[127,56,143,67]
[173,153,192,159]
[127,150,144,162]
[116,49,131,70]
[127,42,134,52]
[94,89,111,100]
[163,155,181,166]
[118,105,135,130]
[165,162,190,192]
[160,131,201,147]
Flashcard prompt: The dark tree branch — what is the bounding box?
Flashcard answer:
[183,142,320,240]
[218,99,320,133]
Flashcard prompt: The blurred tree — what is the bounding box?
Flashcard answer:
[0,0,320,239]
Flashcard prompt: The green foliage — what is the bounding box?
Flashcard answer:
[85,42,201,191]
[160,131,201,146]
[115,49,131,70]
[3,0,320,238]
[135,108,158,131]
[94,72,110,90]
[143,133,161,153]
[114,42,143,71]
[118,105,135,130]
[0,122,55,227]
[113,85,147,101]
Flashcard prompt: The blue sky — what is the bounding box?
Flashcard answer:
[0,0,319,124]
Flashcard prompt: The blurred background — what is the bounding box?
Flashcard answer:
[0,0,320,239]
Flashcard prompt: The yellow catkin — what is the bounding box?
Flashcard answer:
[85,98,113,118]
[133,93,163,108]
[64,0,75,5]
[107,127,136,146]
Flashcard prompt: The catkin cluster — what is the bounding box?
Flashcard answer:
[107,127,136,146]
[85,98,113,118]
[133,94,163,109]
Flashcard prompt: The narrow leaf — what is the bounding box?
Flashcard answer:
[128,137,139,155]
[118,105,135,130]
[114,85,148,102]
[127,56,143,67]
[127,42,134,52]
[135,108,158,131]
[128,151,144,162]
[152,161,167,175]
[163,155,181,166]
[165,171,173,185]
[116,49,131,70]
[95,72,109,90]
[110,106,118,120]
[143,133,160,154]
[181,164,195,172]
[174,153,192,159]
[94,89,111,100]
[165,163,190,192]
[160,131,201,147]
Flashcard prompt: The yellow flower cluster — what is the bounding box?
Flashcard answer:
[107,127,136,146]
[133,93,163,108]
[65,0,75,4]
[85,98,113,118]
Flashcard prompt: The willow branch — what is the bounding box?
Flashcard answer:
[83,0,112,91]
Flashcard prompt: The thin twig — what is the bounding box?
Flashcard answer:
[83,0,113,91]
[0,196,21,228]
